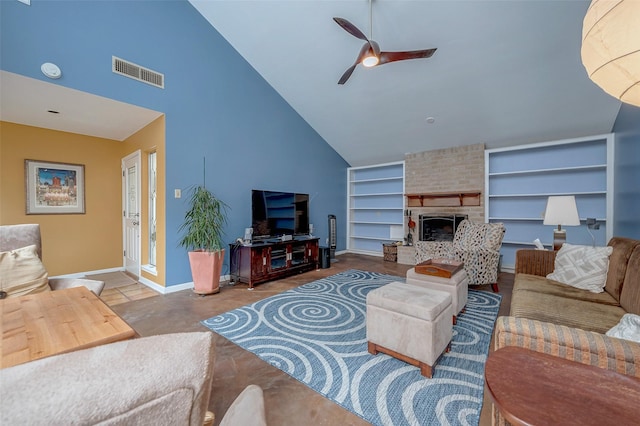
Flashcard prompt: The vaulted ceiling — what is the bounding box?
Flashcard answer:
[1,1,622,168]
[190,0,621,166]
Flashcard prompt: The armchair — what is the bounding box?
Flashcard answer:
[414,219,505,292]
[0,224,104,296]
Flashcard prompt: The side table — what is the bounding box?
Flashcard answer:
[485,346,640,426]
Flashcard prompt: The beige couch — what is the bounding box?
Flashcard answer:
[492,237,640,425]
[0,332,267,425]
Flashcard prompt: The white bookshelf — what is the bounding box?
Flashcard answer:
[347,161,405,255]
[485,134,614,270]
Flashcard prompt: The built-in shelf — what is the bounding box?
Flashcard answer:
[488,164,606,177]
[349,177,403,183]
[485,134,614,271]
[351,192,404,197]
[488,191,607,198]
[348,161,405,254]
[350,221,404,225]
[405,191,481,207]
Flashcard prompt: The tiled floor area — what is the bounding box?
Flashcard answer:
[100,283,159,306]
[110,254,514,426]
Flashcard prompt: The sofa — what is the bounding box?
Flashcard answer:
[492,237,640,425]
[0,332,267,425]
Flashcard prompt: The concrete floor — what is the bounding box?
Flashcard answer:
[112,253,513,426]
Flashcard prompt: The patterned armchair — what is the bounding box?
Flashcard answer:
[414,220,505,291]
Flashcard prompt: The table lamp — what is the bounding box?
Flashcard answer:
[543,196,580,250]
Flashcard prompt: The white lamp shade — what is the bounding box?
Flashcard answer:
[581,0,640,107]
[543,196,580,227]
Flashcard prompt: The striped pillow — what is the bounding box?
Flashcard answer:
[547,243,613,293]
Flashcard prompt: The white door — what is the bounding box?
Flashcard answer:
[122,151,141,278]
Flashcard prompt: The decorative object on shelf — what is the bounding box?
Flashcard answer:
[581,0,640,107]
[25,159,85,215]
[178,158,229,295]
[543,195,580,251]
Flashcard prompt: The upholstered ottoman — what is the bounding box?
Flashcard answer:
[406,268,468,324]
[366,281,453,378]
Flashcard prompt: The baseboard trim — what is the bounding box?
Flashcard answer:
[140,274,232,295]
[50,266,124,280]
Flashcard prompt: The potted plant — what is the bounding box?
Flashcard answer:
[178,180,229,295]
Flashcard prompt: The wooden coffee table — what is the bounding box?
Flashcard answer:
[485,346,640,426]
[1,286,136,369]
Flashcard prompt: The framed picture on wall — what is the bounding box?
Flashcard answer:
[25,159,85,214]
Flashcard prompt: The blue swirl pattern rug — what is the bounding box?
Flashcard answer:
[202,270,501,426]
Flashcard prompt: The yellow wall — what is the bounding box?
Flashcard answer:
[0,119,165,286]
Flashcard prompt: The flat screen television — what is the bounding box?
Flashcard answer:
[251,190,309,239]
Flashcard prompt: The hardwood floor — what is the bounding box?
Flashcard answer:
[110,253,514,426]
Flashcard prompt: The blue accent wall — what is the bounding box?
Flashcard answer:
[1,0,349,286]
[612,103,640,239]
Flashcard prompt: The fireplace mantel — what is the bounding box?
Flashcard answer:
[405,191,481,207]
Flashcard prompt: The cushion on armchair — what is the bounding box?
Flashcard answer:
[0,244,50,297]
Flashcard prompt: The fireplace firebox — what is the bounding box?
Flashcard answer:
[419,214,467,241]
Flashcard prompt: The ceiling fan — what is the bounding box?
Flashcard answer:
[333,0,437,85]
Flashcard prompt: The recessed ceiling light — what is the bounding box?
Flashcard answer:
[425,117,436,124]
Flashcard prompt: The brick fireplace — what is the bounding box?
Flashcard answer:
[397,143,485,265]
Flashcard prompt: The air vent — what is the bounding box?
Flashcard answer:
[112,56,164,89]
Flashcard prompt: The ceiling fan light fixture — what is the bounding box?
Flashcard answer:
[362,54,379,67]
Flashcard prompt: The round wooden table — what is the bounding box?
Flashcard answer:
[485,346,640,426]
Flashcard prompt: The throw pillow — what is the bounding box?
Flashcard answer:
[0,245,50,297]
[546,243,613,293]
[606,314,640,343]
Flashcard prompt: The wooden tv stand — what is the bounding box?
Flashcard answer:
[229,237,319,289]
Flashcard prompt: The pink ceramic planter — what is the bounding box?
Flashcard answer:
[188,249,225,295]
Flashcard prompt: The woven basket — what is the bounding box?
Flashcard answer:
[382,243,398,262]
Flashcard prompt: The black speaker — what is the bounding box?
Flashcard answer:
[319,246,331,269]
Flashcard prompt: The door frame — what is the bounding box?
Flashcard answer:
[122,150,142,277]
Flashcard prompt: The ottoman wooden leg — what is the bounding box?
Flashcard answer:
[491,283,499,293]
[420,363,433,378]
[368,341,379,355]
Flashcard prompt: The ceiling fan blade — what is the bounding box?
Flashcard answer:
[338,64,357,85]
[338,43,371,85]
[333,17,369,41]
[378,48,437,65]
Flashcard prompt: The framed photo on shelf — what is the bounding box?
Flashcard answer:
[25,159,85,214]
